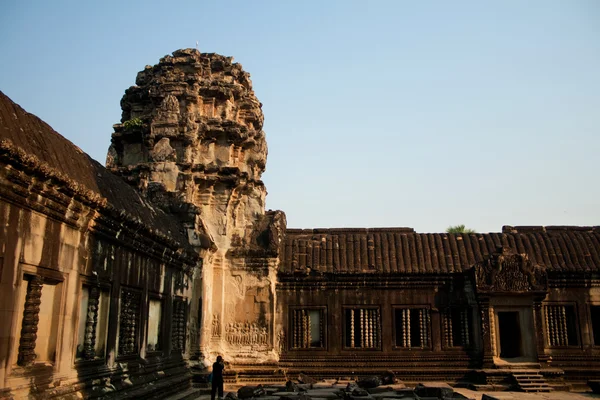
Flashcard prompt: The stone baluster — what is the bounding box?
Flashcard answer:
[306,310,312,347]
[350,309,355,348]
[462,309,470,347]
[406,309,411,347]
[418,309,424,348]
[17,275,44,367]
[118,289,140,355]
[300,311,305,347]
[368,310,373,348]
[83,285,100,360]
[549,307,557,346]
[319,309,324,347]
[427,309,431,347]
[292,311,296,348]
[560,306,568,346]
[376,309,381,347]
[366,309,370,348]
[552,307,559,346]
[360,309,365,348]
[544,305,551,347]
[402,309,408,347]
[444,308,454,347]
[172,300,186,351]
[444,310,451,347]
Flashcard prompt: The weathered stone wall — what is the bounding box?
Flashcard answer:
[0,181,197,398]
[108,49,286,366]
[276,274,479,379]
[0,93,201,398]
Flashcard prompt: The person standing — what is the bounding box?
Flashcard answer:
[211,355,225,400]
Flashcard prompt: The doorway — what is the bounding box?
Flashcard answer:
[498,311,521,358]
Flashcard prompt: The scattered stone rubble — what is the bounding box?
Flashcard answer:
[231,374,469,400]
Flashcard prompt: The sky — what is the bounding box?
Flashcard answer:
[1,0,598,233]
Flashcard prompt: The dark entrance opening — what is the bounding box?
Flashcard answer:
[498,311,522,358]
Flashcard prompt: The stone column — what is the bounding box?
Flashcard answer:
[533,295,550,367]
[17,275,43,367]
[478,296,494,368]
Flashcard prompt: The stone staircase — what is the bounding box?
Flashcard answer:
[512,371,552,392]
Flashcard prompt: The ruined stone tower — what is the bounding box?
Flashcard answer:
[107,48,285,366]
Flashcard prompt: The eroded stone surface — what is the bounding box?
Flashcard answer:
[108,49,286,365]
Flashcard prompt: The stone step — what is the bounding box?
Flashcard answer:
[512,372,553,393]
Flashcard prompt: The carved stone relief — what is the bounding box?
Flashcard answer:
[474,246,547,294]
[225,321,268,347]
[212,313,221,337]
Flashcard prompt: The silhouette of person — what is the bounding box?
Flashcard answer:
[211,355,225,400]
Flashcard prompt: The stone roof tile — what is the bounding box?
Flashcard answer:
[281,227,600,274]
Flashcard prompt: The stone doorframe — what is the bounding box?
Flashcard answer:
[472,246,549,368]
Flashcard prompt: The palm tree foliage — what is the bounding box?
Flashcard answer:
[446,224,476,234]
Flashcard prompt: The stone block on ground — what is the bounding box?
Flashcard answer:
[273,392,301,397]
[414,382,454,398]
[305,389,344,399]
[370,391,405,399]
[380,371,398,385]
[297,383,313,391]
[314,381,337,389]
[286,381,300,392]
[238,384,265,399]
[345,382,359,393]
[225,392,238,400]
[351,388,370,397]
[357,376,382,389]
[299,373,318,385]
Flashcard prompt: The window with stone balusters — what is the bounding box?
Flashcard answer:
[344,307,381,349]
[443,307,473,349]
[75,285,110,361]
[290,308,325,349]
[394,307,431,349]
[544,304,579,347]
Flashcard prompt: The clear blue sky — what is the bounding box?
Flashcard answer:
[1,0,598,233]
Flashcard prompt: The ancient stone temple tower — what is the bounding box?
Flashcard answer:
[107,49,285,365]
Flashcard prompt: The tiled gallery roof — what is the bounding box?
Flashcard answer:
[280,226,600,274]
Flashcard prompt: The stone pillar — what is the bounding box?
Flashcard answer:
[478,296,494,368]
[533,295,550,367]
[17,275,43,367]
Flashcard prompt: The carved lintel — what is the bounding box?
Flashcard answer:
[474,246,547,294]
[17,275,44,366]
